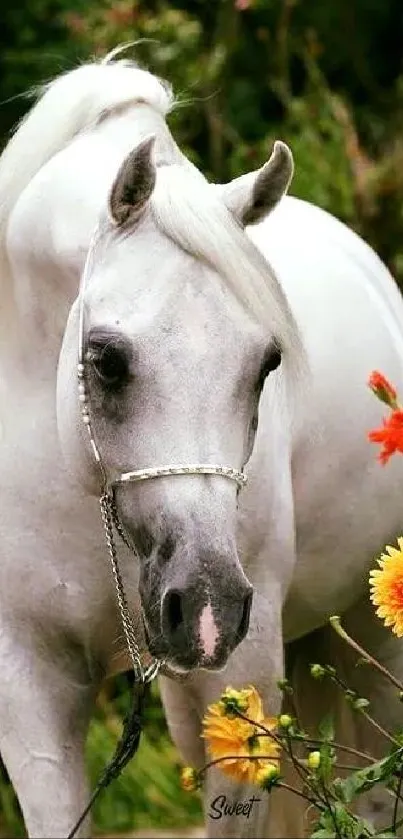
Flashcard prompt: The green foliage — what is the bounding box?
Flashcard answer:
[332,751,403,806]
[87,718,202,833]
[86,679,202,833]
[311,805,375,839]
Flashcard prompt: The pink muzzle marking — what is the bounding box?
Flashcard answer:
[199,602,219,658]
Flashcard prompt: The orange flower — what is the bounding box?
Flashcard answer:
[368,409,403,464]
[368,371,397,408]
[370,538,403,636]
[202,686,280,784]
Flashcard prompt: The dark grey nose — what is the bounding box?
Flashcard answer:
[161,583,253,667]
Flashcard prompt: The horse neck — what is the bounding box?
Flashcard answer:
[7,104,183,382]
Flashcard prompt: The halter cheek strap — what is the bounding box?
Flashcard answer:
[77,226,248,683]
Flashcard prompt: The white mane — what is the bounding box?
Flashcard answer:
[0,54,173,327]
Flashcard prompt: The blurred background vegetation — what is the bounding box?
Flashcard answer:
[0,0,402,834]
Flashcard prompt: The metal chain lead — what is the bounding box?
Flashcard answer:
[104,494,163,681]
[109,494,137,553]
[100,493,162,683]
[100,493,146,682]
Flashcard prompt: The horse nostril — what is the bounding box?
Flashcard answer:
[236,590,253,642]
[165,590,184,634]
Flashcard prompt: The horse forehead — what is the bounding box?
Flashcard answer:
[88,255,255,352]
[166,277,245,339]
[126,288,249,367]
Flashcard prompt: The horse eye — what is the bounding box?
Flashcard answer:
[88,343,130,390]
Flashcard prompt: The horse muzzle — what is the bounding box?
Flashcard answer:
[141,561,253,671]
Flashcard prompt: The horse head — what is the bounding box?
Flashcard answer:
[57,135,298,672]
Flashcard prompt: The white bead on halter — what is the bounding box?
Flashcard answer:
[77,227,248,681]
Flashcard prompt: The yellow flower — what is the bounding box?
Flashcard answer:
[202,685,280,784]
[370,538,403,636]
[180,766,200,792]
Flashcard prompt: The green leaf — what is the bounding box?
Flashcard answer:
[311,811,339,838]
[332,751,403,805]
[310,804,373,839]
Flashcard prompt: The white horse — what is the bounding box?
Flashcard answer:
[1,52,403,839]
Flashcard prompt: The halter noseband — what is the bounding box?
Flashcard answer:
[77,227,247,682]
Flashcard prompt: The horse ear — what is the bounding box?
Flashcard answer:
[109,135,157,225]
[219,141,294,227]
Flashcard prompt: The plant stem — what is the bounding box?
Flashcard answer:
[202,753,279,772]
[283,686,304,733]
[235,711,283,748]
[360,707,400,746]
[334,763,367,771]
[289,736,373,764]
[259,729,374,762]
[277,781,323,809]
[286,731,310,787]
[329,615,403,693]
[234,711,330,810]
[320,779,342,839]
[329,670,400,746]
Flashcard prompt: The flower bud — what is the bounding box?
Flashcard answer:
[256,763,280,790]
[368,371,398,408]
[310,664,326,680]
[352,697,370,711]
[277,678,293,694]
[307,751,321,771]
[180,766,200,792]
[219,686,250,716]
[278,714,293,730]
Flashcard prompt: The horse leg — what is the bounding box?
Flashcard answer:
[0,630,96,838]
[159,676,206,770]
[161,671,278,839]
